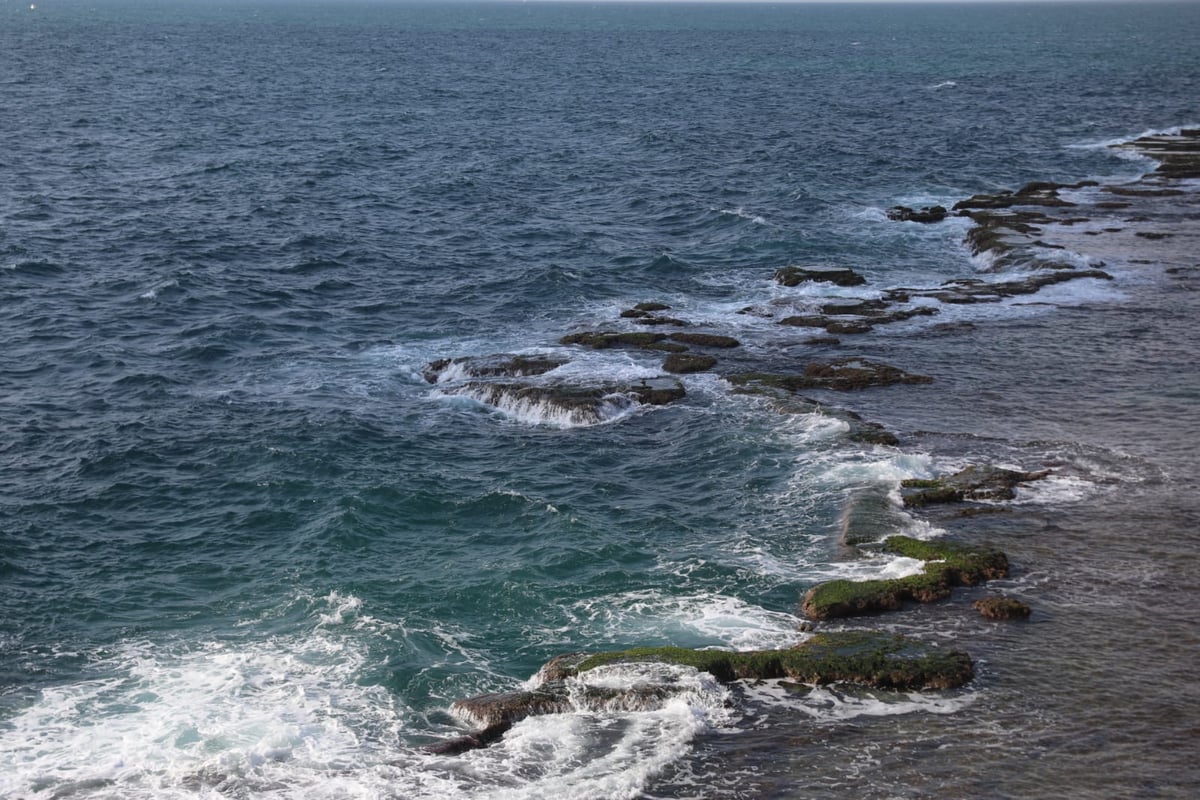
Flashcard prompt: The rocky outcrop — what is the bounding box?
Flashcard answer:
[974,596,1032,621]
[423,353,569,383]
[430,631,975,754]
[668,332,741,348]
[774,266,867,287]
[1111,128,1200,179]
[729,359,932,392]
[884,269,1112,305]
[802,535,1009,620]
[886,205,948,223]
[900,465,1051,507]
[663,353,717,374]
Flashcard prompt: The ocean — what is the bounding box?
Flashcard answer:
[2,1,1198,797]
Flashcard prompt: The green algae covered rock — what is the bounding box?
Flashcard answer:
[545,630,973,691]
[900,465,1051,507]
[801,535,1009,620]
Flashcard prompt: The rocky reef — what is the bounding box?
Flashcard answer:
[430,631,974,754]
[729,359,932,392]
[802,535,1010,620]
[423,130,1195,757]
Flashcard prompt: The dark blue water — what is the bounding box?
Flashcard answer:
[2,2,1199,797]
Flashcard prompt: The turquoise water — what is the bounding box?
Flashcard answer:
[2,2,1199,797]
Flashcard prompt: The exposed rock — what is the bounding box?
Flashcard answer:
[886,205,948,223]
[730,359,932,392]
[432,632,974,754]
[1111,129,1200,179]
[820,299,889,316]
[423,353,569,384]
[631,315,688,326]
[545,631,973,690]
[778,304,938,334]
[802,535,1009,620]
[891,269,1112,305]
[667,332,740,348]
[663,353,717,374]
[974,596,1032,621]
[952,181,1085,212]
[774,266,867,287]
[560,331,667,350]
[900,465,1051,507]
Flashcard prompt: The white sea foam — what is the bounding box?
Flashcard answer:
[1009,473,1095,505]
[1068,123,1200,150]
[449,676,733,800]
[714,206,768,225]
[0,592,739,800]
[0,633,402,800]
[563,590,803,652]
[811,553,929,583]
[742,680,975,722]
[438,384,643,429]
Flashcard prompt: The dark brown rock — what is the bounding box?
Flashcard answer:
[668,332,741,348]
[774,266,867,287]
[886,205,948,223]
[974,596,1032,621]
[663,353,717,374]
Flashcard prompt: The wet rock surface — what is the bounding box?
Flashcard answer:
[730,359,933,392]
[974,596,1033,621]
[422,353,569,383]
[774,266,867,287]
[900,465,1051,507]
[802,535,1009,620]
[886,205,948,223]
[432,632,974,753]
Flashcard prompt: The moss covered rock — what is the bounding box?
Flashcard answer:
[545,631,973,691]
[901,465,1051,507]
[801,535,1009,620]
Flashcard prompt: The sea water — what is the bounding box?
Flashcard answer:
[2,2,1198,798]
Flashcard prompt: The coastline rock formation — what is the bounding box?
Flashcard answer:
[802,535,1009,620]
[974,596,1033,621]
[729,359,933,392]
[431,631,974,754]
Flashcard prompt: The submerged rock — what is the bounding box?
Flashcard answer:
[735,386,899,446]
[838,485,910,547]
